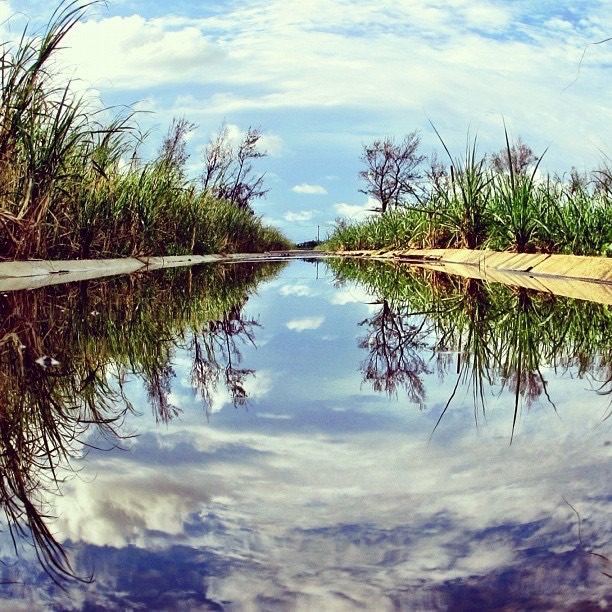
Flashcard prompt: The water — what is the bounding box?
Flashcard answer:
[0,258,609,610]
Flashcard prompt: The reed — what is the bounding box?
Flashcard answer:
[487,128,548,252]
[430,127,493,249]
[538,169,612,256]
[325,130,610,257]
[0,1,291,261]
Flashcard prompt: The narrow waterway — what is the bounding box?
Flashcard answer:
[0,258,609,610]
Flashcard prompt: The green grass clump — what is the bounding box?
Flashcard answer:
[0,1,292,260]
[325,127,611,257]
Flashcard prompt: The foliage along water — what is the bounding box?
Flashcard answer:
[0,258,609,609]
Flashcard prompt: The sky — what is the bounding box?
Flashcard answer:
[2,0,611,242]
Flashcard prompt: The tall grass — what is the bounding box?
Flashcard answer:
[488,129,548,253]
[326,129,612,256]
[430,127,493,249]
[0,1,292,260]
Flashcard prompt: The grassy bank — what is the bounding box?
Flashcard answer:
[325,136,611,257]
[0,2,292,261]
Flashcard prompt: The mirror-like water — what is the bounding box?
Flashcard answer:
[0,259,609,610]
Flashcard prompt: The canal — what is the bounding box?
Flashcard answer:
[0,257,609,609]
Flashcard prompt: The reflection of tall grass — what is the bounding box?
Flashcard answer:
[0,260,284,583]
[328,258,612,435]
[0,1,291,260]
[0,300,132,584]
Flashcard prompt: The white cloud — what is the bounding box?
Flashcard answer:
[259,132,284,156]
[61,15,227,89]
[257,412,292,420]
[334,198,378,222]
[330,284,378,306]
[52,396,610,606]
[285,316,325,331]
[292,183,328,195]
[279,284,313,297]
[283,210,316,222]
[208,369,274,413]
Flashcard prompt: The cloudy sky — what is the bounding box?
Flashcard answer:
[3,0,611,241]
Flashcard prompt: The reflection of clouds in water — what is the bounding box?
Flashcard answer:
[285,316,325,331]
[330,282,378,308]
[167,362,274,415]
[207,368,274,413]
[50,409,610,607]
[279,283,313,297]
[22,263,612,607]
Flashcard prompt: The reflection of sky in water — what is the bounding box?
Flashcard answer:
[3,260,610,609]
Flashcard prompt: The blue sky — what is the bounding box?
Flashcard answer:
[3,0,611,241]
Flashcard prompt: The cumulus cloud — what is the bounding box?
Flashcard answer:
[283,210,316,222]
[280,284,313,297]
[291,183,328,195]
[334,199,378,222]
[61,15,227,89]
[330,284,377,306]
[203,122,282,156]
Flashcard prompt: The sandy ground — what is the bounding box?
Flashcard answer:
[335,248,612,305]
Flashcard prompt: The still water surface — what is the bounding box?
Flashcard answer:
[0,258,610,610]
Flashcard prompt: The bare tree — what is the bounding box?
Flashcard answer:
[358,132,425,213]
[201,123,269,213]
[489,136,538,176]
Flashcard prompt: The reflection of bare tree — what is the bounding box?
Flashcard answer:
[358,300,432,408]
[591,364,612,422]
[145,363,179,424]
[190,303,260,415]
[332,258,612,440]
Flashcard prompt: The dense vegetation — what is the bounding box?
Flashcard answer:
[0,2,292,261]
[326,130,612,256]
